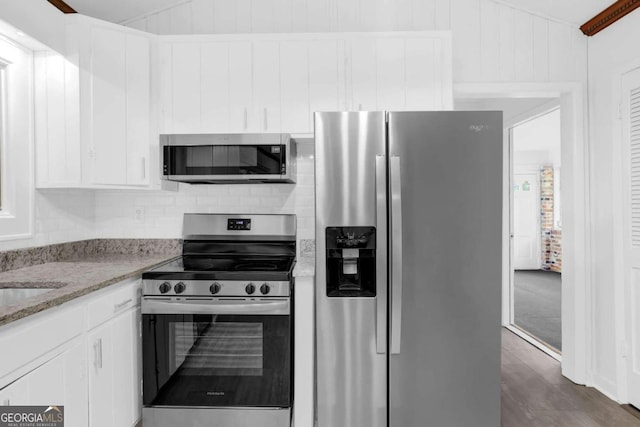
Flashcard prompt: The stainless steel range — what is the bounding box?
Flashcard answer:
[141,213,296,427]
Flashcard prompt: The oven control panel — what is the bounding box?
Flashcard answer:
[227,218,252,230]
[143,279,291,297]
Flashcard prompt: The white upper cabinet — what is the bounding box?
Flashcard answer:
[308,39,346,124]
[253,41,281,132]
[228,41,254,132]
[280,41,310,133]
[201,42,231,133]
[35,16,153,189]
[160,32,452,135]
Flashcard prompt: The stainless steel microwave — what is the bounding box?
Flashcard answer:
[160,133,296,184]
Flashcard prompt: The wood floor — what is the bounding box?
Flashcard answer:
[502,328,640,426]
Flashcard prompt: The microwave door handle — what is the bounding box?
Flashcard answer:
[375,155,387,354]
[390,155,403,355]
[142,299,290,316]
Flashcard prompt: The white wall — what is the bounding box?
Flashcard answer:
[513,109,562,167]
[587,12,640,400]
[93,142,315,253]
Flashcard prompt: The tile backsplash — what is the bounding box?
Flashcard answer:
[0,189,96,252]
[93,141,316,253]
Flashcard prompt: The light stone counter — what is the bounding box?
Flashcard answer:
[0,239,180,327]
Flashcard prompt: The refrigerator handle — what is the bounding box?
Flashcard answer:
[390,155,403,355]
[375,155,387,354]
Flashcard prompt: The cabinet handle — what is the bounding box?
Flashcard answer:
[94,338,103,370]
[243,108,248,130]
[141,157,146,181]
[263,107,268,131]
[358,103,363,111]
[114,298,133,312]
[3,399,9,406]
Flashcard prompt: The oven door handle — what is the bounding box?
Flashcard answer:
[142,298,290,315]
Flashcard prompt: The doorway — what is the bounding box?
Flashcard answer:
[454,82,590,386]
[510,108,562,355]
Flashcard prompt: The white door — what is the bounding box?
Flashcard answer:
[622,67,640,409]
[513,171,540,270]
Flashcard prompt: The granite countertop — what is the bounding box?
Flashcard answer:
[0,239,315,327]
[0,240,180,327]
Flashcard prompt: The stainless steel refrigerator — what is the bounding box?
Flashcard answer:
[314,111,502,427]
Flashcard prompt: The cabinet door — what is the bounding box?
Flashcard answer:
[376,38,405,110]
[349,38,377,111]
[309,40,342,126]
[88,323,114,427]
[34,51,82,187]
[88,307,140,427]
[201,42,230,132]
[228,42,253,132]
[91,27,127,185]
[253,41,281,132]
[171,42,202,133]
[0,340,87,426]
[125,34,151,185]
[280,41,309,133]
[405,37,441,110]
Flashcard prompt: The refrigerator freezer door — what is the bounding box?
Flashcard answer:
[315,112,387,427]
[387,111,503,427]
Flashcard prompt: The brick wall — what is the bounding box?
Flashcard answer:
[540,166,562,272]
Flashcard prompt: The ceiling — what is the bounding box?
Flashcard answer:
[65,0,182,24]
[65,0,614,26]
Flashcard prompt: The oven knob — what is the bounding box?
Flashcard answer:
[174,282,186,294]
[159,282,171,294]
[210,282,222,294]
[260,283,271,295]
[245,283,256,295]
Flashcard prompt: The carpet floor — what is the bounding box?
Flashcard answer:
[513,269,562,351]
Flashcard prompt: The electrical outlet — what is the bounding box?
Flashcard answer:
[134,207,145,223]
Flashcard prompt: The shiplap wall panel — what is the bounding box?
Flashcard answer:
[336,0,357,32]
[236,0,252,33]
[548,22,574,82]
[192,0,214,33]
[498,5,515,82]
[170,3,193,34]
[273,0,293,31]
[434,0,451,30]
[291,0,308,32]
[514,12,534,82]
[212,0,234,33]
[125,0,585,85]
[451,0,480,83]
[479,0,500,82]
[532,17,549,81]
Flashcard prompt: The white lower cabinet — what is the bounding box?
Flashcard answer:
[0,278,142,427]
[88,307,140,427]
[0,339,88,427]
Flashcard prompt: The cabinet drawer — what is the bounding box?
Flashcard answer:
[0,303,84,381]
[87,278,141,330]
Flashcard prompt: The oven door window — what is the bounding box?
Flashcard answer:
[142,314,290,407]
[165,145,285,175]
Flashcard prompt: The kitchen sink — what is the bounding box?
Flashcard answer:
[0,282,66,307]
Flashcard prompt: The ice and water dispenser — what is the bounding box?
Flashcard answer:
[325,227,376,297]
